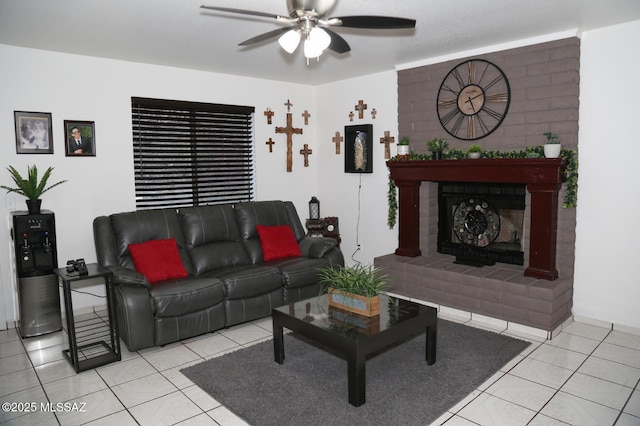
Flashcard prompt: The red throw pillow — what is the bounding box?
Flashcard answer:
[256,225,302,261]
[128,238,188,284]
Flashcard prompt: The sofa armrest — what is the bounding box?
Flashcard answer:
[107,266,150,288]
[298,237,337,258]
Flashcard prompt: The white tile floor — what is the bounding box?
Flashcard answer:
[1,309,639,425]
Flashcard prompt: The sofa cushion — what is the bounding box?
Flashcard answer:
[256,225,301,261]
[179,205,250,275]
[128,238,189,284]
[269,257,331,289]
[150,276,225,318]
[110,208,193,275]
[210,265,283,300]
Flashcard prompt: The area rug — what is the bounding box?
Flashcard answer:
[180,319,530,426]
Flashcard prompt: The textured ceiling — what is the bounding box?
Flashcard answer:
[1,0,640,85]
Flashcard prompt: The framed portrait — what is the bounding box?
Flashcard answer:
[64,120,96,157]
[14,111,54,154]
[344,124,373,173]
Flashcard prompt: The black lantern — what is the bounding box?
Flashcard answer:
[308,196,320,220]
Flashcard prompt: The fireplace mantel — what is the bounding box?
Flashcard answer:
[387,158,567,280]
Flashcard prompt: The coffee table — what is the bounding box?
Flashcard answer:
[272,294,437,406]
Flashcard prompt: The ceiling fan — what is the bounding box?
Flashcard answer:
[200,0,416,61]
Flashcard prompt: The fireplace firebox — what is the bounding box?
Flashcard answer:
[438,182,526,266]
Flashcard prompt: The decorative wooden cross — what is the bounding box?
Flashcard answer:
[348,111,354,122]
[284,99,293,112]
[265,137,275,152]
[380,131,395,159]
[332,131,343,154]
[275,113,303,172]
[355,100,367,119]
[300,144,312,167]
[301,110,311,125]
[371,108,377,119]
[264,108,275,124]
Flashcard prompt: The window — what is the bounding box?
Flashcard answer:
[131,97,255,209]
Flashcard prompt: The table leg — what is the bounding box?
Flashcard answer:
[347,352,366,406]
[426,318,437,365]
[273,318,284,364]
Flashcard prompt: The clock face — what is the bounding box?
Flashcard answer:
[437,59,511,140]
[453,198,500,247]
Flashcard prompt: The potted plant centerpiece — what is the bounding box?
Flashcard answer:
[397,136,410,157]
[1,165,67,214]
[427,137,449,160]
[318,263,390,317]
[543,131,562,158]
[468,144,483,159]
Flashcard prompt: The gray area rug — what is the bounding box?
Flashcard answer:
[181,319,530,426]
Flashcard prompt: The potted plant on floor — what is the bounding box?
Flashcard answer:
[427,137,449,160]
[468,144,483,159]
[543,131,562,158]
[1,165,67,214]
[318,263,390,317]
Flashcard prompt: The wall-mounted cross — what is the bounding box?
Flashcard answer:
[264,108,275,124]
[301,110,311,125]
[380,131,395,159]
[265,137,275,152]
[355,100,368,119]
[348,111,354,122]
[284,99,293,112]
[332,131,343,154]
[300,144,312,167]
[371,108,377,119]
[275,113,303,172]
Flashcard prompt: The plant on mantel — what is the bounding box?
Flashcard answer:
[386,146,578,229]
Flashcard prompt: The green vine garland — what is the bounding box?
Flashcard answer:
[386,146,578,229]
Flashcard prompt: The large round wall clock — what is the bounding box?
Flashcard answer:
[453,198,500,247]
[437,59,511,140]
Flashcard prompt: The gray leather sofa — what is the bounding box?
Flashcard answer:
[93,200,344,351]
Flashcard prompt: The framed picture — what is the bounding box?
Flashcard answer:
[64,120,96,156]
[344,124,373,173]
[14,111,54,154]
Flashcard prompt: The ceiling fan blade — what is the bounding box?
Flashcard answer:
[331,16,416,29]
[239,27,294,46]
[322,28,350,54]
[200,5,286,20]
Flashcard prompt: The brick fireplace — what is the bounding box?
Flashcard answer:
[374,158,575,332]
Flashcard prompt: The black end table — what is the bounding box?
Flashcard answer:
[54,263,121,373]
[272,295,437,406]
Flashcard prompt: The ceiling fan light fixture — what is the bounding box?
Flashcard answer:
[278,29,302,54]
[303,27,331,59]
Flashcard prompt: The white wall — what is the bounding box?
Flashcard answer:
[573,20,640,330]
[2,18,639,331]
[0,44,316,326]
[314,71,399,267]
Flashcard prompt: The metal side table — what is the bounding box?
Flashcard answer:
[54,263,121,373]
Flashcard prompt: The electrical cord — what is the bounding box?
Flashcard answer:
[351,173,363,264]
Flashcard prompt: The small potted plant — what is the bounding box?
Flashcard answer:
[468,144,483,159]
[318,263,390,317]
[543,131,561,158]
[397,136,410,157]
[427,137,449,160]
[1,165,67,214]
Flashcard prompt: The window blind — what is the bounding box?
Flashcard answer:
[131,97,255,210]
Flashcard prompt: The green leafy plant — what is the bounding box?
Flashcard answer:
[387,175,397,228]
[318,263,390,298]
[468,144,482,153]
[0,165,67,200]
[543,131,560,144]
[398,136,410,145]
[427,137,449,152]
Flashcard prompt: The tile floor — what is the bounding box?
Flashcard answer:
[0,306,639,425]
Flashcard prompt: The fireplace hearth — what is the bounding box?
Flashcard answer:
[439,182,526,266]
